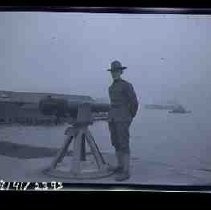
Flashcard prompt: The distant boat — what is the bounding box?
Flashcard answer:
[168,110,192,114]
[144,104,175,110]
[168,105,191,114]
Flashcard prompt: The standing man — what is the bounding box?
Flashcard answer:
[107,60,139,181]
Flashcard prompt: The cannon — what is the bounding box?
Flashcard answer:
[39,96,110,121]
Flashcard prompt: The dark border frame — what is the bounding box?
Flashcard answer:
[0,6,211,193]
[0,7,211,14]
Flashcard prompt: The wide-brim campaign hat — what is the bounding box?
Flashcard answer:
[107,60,127,71]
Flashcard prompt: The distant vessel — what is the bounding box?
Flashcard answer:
[144,104,175,110]
[168,105,191,114]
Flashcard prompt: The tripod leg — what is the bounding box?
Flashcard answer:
[80,133,86,161]
[85,129,106,169]
[50,135,73,169]
[71,129,83,175]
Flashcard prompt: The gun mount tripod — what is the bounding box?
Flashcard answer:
[43,103,113,179]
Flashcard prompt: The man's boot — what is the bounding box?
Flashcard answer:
[115,152,130,181]
[108,151,123,173]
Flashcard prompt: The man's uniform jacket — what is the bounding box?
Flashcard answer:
[108,79,138,122]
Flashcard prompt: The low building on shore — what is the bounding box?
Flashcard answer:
[0,90,94,125]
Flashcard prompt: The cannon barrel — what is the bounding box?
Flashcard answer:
[39,97,110,118]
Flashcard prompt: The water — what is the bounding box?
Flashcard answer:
[0,107,211,184]
[131,109,211,171]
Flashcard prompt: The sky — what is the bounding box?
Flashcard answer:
[0,12,211,108]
